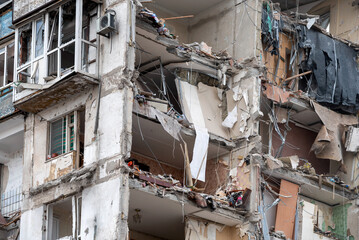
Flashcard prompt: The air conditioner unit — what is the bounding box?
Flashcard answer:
[97,12,116,37]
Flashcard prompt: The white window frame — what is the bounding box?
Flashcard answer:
[0,41,15,89]
[16,17,45,85]
[14,0,99,89]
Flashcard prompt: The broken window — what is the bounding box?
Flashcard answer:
[46,196,82,240]
[15,0,99,87]
[35,19,45,58]
[18,23,32,67]
[47,1,76,78]
[0,42,14,87]
[17,18,44,84]
[81,0,98,75]
[48,110,85,166]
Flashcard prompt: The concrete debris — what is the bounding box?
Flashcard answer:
[312,101,358,161]
[222,106,238,128]
[150,107,182,141]
[297,162,316,175]
[262,83,291,103]
[3,0,359,239]
[29,164,97,196]
[278,155,299,170]
[265,155,283,170]
[129,167,248,213]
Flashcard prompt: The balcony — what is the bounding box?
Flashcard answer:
[13,0,99,113]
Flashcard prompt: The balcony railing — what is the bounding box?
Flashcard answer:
[1,186,22,217]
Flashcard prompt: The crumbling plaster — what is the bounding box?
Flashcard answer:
[28,88,97,188]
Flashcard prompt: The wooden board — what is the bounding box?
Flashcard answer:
[274,179,299,240]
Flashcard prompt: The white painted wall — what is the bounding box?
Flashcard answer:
[100,1,129,75]
[19,206,45,240]
[3,150,23,193]
[80,178,125,240]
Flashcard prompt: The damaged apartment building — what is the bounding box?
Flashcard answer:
[0,0,359,239]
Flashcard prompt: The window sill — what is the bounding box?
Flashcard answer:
[45,150,76,163]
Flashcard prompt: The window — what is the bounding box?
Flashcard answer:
[17,18,44,84]
[47,0,76,78]
[15,0,99,89]
[0,42,14,88]
[47,196,82,240]
[48,110,85,164]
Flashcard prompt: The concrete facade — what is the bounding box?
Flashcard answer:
[0,0,358,239]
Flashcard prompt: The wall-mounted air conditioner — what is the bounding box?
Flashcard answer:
[97,12,116,37]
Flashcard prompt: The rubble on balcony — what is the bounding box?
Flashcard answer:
[133,6,264,202]
[127,161,249,214]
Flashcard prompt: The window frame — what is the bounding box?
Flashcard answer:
[14,0,99,89]
[16,17,45,84]
[47,110,79,160]
[0,40,15,89]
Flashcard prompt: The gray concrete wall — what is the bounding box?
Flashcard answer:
[188,0,261,61]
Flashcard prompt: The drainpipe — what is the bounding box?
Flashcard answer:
[94,4,102,136]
